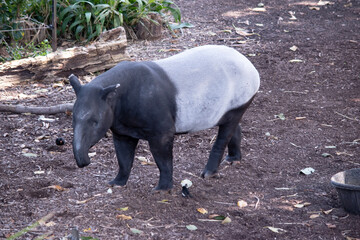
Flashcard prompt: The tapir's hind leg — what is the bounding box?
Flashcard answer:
[201,122,238,178]
[225,124,242,162]
[201,97,254,178]
[109,134,139,186]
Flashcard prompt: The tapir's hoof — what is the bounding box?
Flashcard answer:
[108,179,127,187]
[224,155,241,163]
[201,169,220,179]
[223,157,241,166]
[153,183,173,192]
[151,187,172,195]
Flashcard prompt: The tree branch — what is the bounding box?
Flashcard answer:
[0,103,73,115]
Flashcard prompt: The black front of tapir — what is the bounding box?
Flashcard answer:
[69,45,260,191]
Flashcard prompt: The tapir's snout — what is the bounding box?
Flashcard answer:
[73,142,91,168]
[76,159,90,168]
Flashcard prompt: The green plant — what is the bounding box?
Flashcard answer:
[0,38,51,62]
[120,0,181,27]
[58,0,125,41]
[0,0,184,62]
[57,0,181,41]
[25,0,52,24]
[0,0,29,42]
[26,39,51,57]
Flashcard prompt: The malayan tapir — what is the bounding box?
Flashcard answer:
[69,45,260,191]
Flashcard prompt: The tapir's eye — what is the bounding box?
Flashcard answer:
[89,119,98,127]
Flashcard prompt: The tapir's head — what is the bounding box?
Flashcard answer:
[69,74,119,168]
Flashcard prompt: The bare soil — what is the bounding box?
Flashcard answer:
[1,0,359,239]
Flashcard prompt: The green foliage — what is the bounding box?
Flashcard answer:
[58,0,124,41]
[57,0,181,41]
[0,0,182,61]
[0,0,28,42]
[0,38,51,62]
[120,0,181,26]
[26,0,52,24]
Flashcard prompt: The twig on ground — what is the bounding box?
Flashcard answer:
[254,196,260,209]
[6,212,55,240]
[335,111,359,121]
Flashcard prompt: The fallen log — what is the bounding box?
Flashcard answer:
[0,27,130,84]
[0,103,73,114]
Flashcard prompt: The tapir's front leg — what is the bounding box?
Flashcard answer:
[109,134,139,186]
[148,134,175,191]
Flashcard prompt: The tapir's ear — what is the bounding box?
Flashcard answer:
[69,74,81,96]
[102,84,120,103]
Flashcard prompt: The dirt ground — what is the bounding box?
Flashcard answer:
[1,0,359,239]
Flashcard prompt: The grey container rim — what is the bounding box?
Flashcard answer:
[330,168,360,191]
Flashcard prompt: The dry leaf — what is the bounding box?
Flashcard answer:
[317,0,334,6]
[309,214,320,219]
[300,167,315,175]
[88,152,96,157]
[346,237,360,240]
[237,200,248,208]
[326,223,336,229]
[289,45,298,51]
[118,207,129,211]
[294,202,311,208]
[289,11,297,20]
[83,227,92,232]
[75,194,101,204]
[159,48,182,53]
[53,82,64,88]
[116,214,132,220]
[137,156,155,165]
[335,152,353,156]
[197,208,208,214]
[186,225,198,231]
[322,209,333,215]
[234,27,253,36]
[294,204,304,208]
[198,219,222,222]
[237,40,247,44]
[47,185,66,191]
[130,228,143,234]
[24,153,38,158]
[222,216,232,224]
[252,7,266,12]
[289,59,303,63]
[45,221,56,227]
[265,226,287,233]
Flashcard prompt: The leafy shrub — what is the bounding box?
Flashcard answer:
[0,0,29,42]
[0,38,51,62]
[58,0,181,41]
[0,0,182,61]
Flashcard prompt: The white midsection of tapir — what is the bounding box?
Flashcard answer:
[155,45,260,133]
